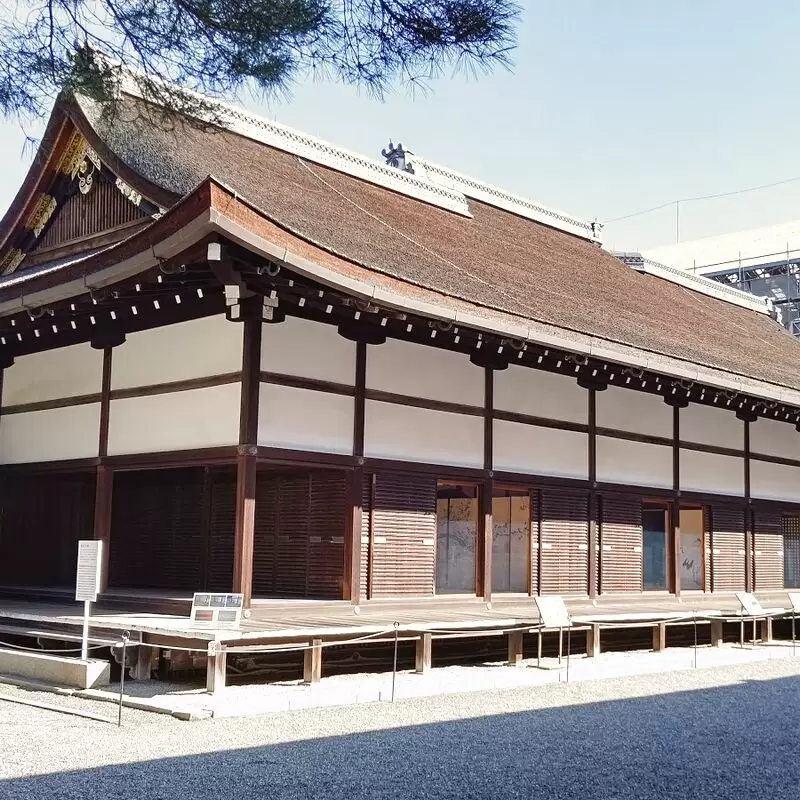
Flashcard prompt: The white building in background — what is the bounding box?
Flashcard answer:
[641,220,800,335]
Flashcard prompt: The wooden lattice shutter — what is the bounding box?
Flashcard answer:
[371,472,436,597]
[754,509,784,590]
[109,469,204,591]
[273,476,310,597]
[253,474,279,596]
[307,472,347,598]
[359,473,372,598]
[540,490,589,596]
[206,471,236,592]
[530,489,540,595]
[599,494,643,593]
[709,506,746,591]
[703,507,712,591]
[0,472,94,587]
[783,515,800,589]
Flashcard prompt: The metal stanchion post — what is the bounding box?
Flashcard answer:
[565,626,571,683]
[793,610,796,656]
[537,630,542,669]
[391,621,399,703]
[692,611,698,669]
[117,631,130,727]
[558,628,563,665]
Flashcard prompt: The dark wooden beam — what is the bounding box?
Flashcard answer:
[344,341,367,604]
[98,348,112,458]
[481,367,493,603]
[344,468,363,605]
[93,466,113,593]
[199,467,214,591]
[744,419,754,592]
[354,342,366,459]
[233,315,262,608]
[93,346,113,593]
[588,388,598,599]
[672,403,681,598]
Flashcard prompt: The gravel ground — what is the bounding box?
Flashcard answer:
[1,657,799,799]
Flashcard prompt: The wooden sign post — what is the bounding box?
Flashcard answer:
[75,540,103,661]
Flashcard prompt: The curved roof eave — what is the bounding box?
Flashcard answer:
[3,175,800,413]
[0,99,70,253]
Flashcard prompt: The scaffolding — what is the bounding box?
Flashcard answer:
[690,248,800,336]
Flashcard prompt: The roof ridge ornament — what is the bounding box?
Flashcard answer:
[381,141,415,174]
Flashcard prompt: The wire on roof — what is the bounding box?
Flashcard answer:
[605,175,800,224]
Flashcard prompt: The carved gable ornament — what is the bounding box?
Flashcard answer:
[0,248,25,274]
[57,131,101,194]
[25,193,57,237]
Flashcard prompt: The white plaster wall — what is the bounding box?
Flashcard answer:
[494,365,586,424]
[596,437,672,489]
[258,383,353,454]
[111,315,242,389]
[680,404,743,449]
[261,316,356,385]
[596,386,672,438]
[680,449,744,496]
[364,401,483,467]
[493,420,588,479]
[0,404,101,463]
[751,460,800,503]
[3,344,103,406]
[107,384,240,454]
[366,339,483,406]
[750,418,800,461]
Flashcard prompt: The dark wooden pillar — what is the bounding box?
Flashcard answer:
[233,313,262,608]
[743,418,754,592]
[481,367,493,603]
[671,403,681,598]
[93,347,113,593]
[344,342,366,603]
[588,388,598,599]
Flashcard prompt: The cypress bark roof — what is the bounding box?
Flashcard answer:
[2,88,800,399]
[70,92,800,392]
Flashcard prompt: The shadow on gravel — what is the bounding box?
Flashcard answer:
[3,674,799,799]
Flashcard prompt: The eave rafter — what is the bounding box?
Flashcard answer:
[4,231,800,432]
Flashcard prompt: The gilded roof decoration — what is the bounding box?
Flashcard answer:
[25,194,57,237]
[58,132,90,179]
[0,248,25,275]
[57,131,100,194]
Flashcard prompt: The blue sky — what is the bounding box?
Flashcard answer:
[1,1,799,251]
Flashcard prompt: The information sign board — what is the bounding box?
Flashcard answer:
[75,540,103,603]
[535,595,571,629]
[190,593,244,628]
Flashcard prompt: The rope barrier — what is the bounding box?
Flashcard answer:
[0,639,112,654]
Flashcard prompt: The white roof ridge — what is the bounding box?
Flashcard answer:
[615,251,774,315]
[411,156,599,241]
[113,68,599,241]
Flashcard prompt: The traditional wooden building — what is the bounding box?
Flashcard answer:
[1,81,800,614]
